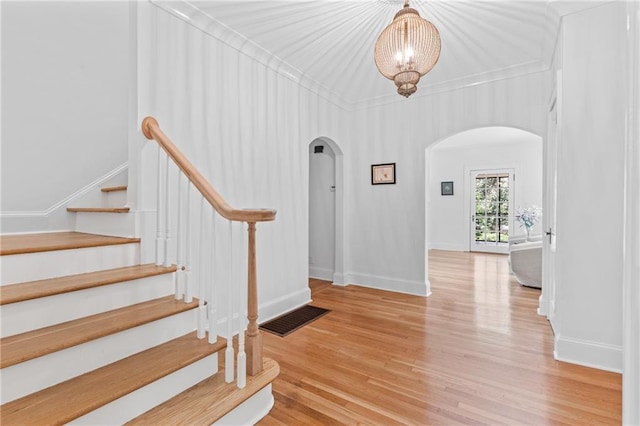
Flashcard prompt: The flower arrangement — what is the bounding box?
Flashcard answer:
[515,205,541,230]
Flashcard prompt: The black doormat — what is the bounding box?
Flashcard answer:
[260,305,330,337]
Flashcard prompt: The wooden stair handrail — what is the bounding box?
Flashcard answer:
[141,116,276,223]
[142,116,270,376]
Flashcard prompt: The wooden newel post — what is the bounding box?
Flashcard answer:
[245,222,263,375]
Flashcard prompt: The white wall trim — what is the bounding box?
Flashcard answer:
[332,272,347,286]
[309,266,333,282]
[428,243,467,252]
[0,163,128,218]
[537,294,549,316]
[623,2,640,423]
[554,334,623,373]
[347,272,430,297]
[258,287,311,324]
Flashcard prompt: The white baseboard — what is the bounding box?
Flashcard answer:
[554,334,623,373]
[258,287,312,324]
[309,265,333,281]
[537,294,548,316]
[346,272,429,296]
[428,242,467,252]
[332,272,347,286]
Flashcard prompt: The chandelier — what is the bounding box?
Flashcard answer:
[374,0,441,98]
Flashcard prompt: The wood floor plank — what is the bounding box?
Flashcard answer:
[258,251,622,425]
[0,264,176,305]
[0,332,225,426]
[0,296,197,368]
[0,232,139,256]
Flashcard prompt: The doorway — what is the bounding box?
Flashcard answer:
[308,138,345,285]
[470,169,514,254]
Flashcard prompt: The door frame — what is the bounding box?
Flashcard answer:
[540,72,560,321]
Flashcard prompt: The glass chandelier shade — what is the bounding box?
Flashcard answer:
[374,1,441,98]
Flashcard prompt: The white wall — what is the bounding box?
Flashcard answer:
[137,4,353,320]
[428,127,543,251]
[347,74,545,295]
[1,1,130,232]
[552,2,626,372]
[309,141,335,280]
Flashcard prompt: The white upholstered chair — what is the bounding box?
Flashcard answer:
[508,236,542,289]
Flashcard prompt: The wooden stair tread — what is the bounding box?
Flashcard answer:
[128,357,279,425]
[0,332,226,426]
[0,264,177,305]
[0,232,140,256]
[101,185,127,192]
[67,207,130,213]
[0,295,198,368]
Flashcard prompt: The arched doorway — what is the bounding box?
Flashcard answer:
[425,126,544,298]
[426,126,543,252]
[308,137,345,285]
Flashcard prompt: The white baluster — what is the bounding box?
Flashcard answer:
[225,220,235,383]
[175,172,184,300]
[163,154,171,267]
[184,184,193,303]
[155,147,163,266]
[208,208,217,344]
[197,195,206,339]
[237,221,247,389]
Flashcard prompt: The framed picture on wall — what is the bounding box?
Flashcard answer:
[441,181,454,195]
[371,163,396,185]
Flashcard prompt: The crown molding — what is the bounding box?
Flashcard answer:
[152,0,555,111]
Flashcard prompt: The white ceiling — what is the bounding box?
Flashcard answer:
[153,1,577,108]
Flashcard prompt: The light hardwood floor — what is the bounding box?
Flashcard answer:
[258,250,621,425]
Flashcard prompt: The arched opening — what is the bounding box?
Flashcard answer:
[308,137,345,286]
[425,126,544,299]
[426,127,543,251]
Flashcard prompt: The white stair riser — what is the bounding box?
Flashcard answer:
[0,309,199,404]
[1,243,139,286]
[102,190,127,208]
[0,273,175,338]
[68,353,219,425]
[67,188,127,209]
[74,211,136,238]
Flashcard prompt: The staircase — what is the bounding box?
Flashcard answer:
[1,174,279,423]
